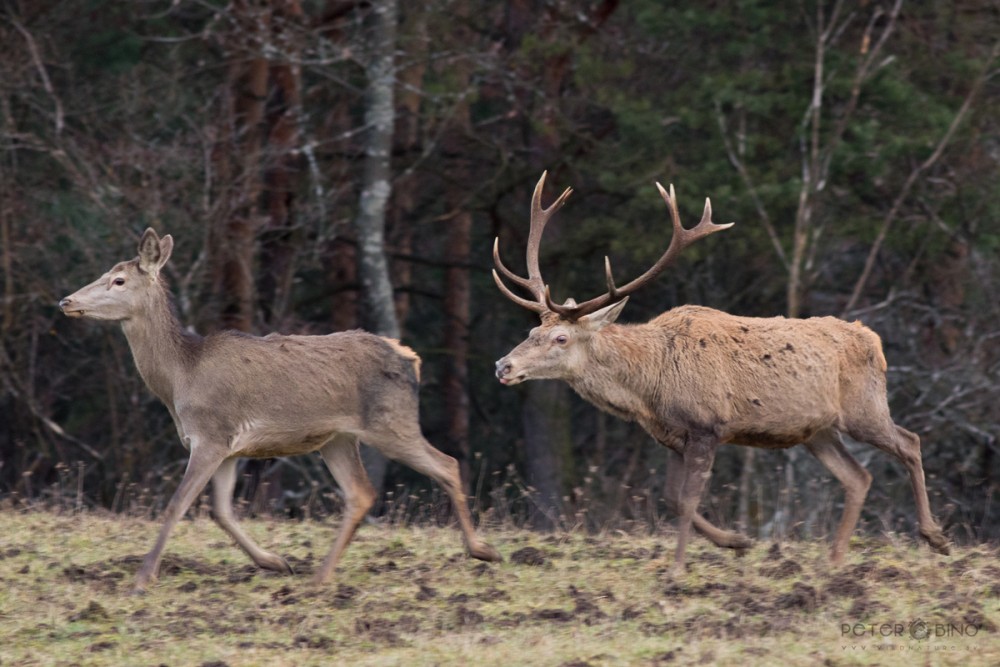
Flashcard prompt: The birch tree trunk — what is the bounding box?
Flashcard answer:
[352,0,399,495]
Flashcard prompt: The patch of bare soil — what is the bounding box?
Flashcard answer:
[509,546,546,566]
[454,605,485,627]
[68,600,110,622]
[354,614,422,646]
[760,558,803,579]
[847,596,889,619]
[774,582,820,612]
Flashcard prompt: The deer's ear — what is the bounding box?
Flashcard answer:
[138,228,172,274]
[157,234,174,272]
[579,297,628,330]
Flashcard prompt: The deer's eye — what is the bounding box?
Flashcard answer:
[554,334,568,345]
[113,277,126,286]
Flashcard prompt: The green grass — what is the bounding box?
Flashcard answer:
[0,509,997,666]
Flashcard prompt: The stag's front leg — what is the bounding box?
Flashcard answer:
[672,435,718,573]
[134,442,227,592]
[211,458,292,575]
[665,449,752,550]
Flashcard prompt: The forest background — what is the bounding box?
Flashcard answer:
[1,0,998,545]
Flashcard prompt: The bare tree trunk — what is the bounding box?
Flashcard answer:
[0,146,13,338]
[353,0,399,494]
[522,380,571,529]
[443,206,473,491]
[258,0,305,329]
[387,8,427,330]
[504,0,619,529]
[209,0,271,334]
[437,0,475,493]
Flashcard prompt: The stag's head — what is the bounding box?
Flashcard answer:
[493,172,733,385]
[59,228,174,321]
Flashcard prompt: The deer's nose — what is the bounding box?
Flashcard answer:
[59,298,72,310]
[495,358,512,380]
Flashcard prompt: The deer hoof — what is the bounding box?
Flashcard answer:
[131,575,154,596]
[469,542,502,563]
[724,535,753,550]
[922,531,950,556]
[259,554,294,575]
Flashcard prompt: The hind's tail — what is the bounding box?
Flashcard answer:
[380,337,422,383]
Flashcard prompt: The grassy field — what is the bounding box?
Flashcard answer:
[0,509,997,666]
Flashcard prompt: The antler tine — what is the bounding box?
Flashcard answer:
[493,171,573,314]
[493,237,532,290]
[605,182,732,294]
[657,183,733,246]
[526,171,573,287]
[492,269,548,314]
[548,182,734,321]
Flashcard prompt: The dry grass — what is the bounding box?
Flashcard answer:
[0,509,997,666]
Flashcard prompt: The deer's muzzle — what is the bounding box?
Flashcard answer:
[59,297,84,317]
[495,358,523,385]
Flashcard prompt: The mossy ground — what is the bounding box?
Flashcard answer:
[0,509,997,666]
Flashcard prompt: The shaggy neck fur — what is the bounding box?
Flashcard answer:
[567,322,670,423]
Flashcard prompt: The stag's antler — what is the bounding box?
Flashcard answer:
[494,172,734,320]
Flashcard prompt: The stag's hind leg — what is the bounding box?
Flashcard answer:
[211,458,292,574]
[313,434,376,585]
[665,449,752,550]
[849,421,949,554]
[805,430,872,565]
[364,428,500,563]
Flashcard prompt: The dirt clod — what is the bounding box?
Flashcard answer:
[69,600,109,622]
[774,582,819,612]
[415,583,438,601]
[825,572,866,598]
[533,608,574,622]
[455,605,484,626]
[510,546,546,566]
[760,559,803,579]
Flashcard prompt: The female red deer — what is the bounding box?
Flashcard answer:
[493,172,950,571]
[60,229,500,592]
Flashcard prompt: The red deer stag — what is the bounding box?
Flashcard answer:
[60,229,500,592]
[493,172,949,571]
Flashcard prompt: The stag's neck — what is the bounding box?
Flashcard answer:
[120,286,201,406]
[567,323,663,423]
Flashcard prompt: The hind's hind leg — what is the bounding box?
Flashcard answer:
[363,427,501,563]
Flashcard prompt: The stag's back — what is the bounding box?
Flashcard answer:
[584,305,889,447]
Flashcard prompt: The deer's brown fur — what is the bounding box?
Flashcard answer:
[494,173,949,571]
[60,229,499,593]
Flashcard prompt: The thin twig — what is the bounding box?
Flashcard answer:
[11,19,64,135]
[842,41,1000,315]
[714,101,788,269]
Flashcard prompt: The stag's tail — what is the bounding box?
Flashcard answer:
[852,320,887,373]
